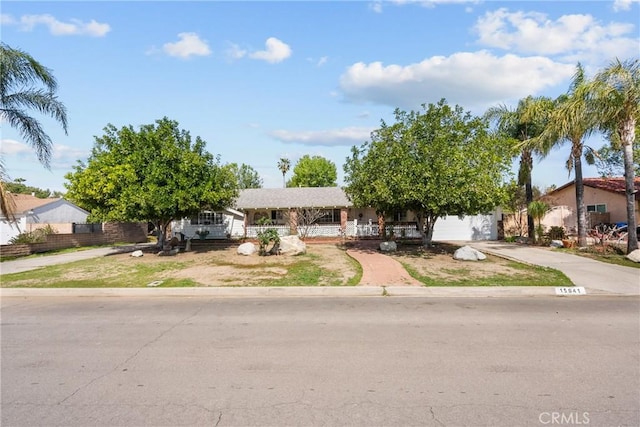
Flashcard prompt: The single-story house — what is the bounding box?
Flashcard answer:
[171,187,500,241]
[0,193,90,245]
[540,177,640,233]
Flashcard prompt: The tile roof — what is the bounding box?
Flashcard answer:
[581,177,640,195]
[235,187,353,210]
[551,177,640,197]
[6,193,59,215]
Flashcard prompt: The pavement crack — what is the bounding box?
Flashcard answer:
[57,304,206,405]
[429,406,445,427]
[214,411,222,427]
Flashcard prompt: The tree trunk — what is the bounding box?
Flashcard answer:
[156,220,168,249]
[418,213,437,248]
[621,121,638,252]
[520,149,535,240]
[525,180,535,240]
[573,143,587,247]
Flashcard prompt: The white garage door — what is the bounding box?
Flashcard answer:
[432,213,497,241]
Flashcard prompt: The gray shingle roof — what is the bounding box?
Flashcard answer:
[235,187,352,210]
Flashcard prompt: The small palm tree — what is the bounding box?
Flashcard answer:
[277,157,290,188]
[0,42,68,219]
[591,58,639,252]
[528,200,549,244]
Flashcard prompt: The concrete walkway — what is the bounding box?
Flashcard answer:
[469,241,639,296]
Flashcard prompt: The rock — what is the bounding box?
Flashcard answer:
[550,240,563,248]
[237,242,257,256]
[131,250,144,257]
[453,245,486,261]
[379,241,397,252]
[626,249,640,263]
[147,280,163,287]
[279,235,306,255]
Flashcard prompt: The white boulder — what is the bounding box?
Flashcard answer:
[453,245,486,261]
[626,249,640,263]
[237,242,257,256]
[550,240,564,248]
[279,235,306,255]
[379,241,397,252]
[130,250,144,257]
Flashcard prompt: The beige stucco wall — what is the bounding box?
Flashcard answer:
[542,185,639,231]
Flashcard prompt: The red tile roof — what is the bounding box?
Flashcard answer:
[581,177,640,195]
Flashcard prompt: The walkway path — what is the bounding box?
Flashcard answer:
[345,241,422,286]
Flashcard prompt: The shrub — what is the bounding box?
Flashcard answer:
[548,226,566,240]
[9,225,58,244]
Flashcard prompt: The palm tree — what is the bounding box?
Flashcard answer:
[528,200,549,244]
[0,42,68,219]
[277,157,290,188]
[485,96,553,240]
[591,58,639,252]
[529,64,598,247]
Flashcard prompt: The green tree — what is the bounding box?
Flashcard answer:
[0,43,68,219]
[527,200,550,244]
[595,139,640,177]
[65,117,238,248]
[277,158,290,188]
[3,177,62,198]
[345,99,512,247]
[288,155,338,187]
[592,58,639,252]
[530,64,599,247]
[226,163,263,189]
[485,96,553,240]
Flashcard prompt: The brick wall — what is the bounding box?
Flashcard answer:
[0,222,147,258]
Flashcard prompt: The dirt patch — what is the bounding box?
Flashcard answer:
[388,241,544,284]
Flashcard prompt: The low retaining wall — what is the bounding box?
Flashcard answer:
[0,222,147,258]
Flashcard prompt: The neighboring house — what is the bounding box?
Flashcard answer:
[540,177,640,233]
[171,187,500,241]
[0,193,90,245]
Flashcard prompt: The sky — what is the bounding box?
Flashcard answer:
[1,0,639,193]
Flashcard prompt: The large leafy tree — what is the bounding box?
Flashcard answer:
[485,96,553,240]
[0,42,68,219]
[288,155,337,187]
[530,64,599,247]
[591,58,639,252]
[226,163,263,189]
[345,99,512,247]
[595,138,640,177]
[65,117,238,247]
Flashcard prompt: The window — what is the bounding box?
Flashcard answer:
[271,210,284,221]
[190,211,224,225]
[587,204,606,213]
[393,210,407,222]
[316,209,341,223]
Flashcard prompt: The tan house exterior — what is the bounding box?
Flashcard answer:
[540,177,640,234]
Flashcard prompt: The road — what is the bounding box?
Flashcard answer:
[2,296,639,426]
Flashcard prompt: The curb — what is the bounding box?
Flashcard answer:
[0,286,608,298]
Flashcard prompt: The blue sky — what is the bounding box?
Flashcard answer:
[1,0,639,193]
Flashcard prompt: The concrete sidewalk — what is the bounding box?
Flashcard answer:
[469,241,639,296]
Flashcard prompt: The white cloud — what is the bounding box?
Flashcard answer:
[8,14,110,37]
[369,2,383,13]
[1,14,15,25]
[269,127,374,146]
[339,51,575,111]
[0,139,31,155]
[249,37,292,63]
[473,9,638,62]
[225,42,247,60]
[163,32,211,59]
[613,0,639,11]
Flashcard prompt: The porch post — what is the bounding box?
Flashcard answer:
[243,211,249,238]
[378,213,385,238]
[289,208,298,236]
[340,208,348,234]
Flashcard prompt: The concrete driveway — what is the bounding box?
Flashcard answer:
[469,241,639,296]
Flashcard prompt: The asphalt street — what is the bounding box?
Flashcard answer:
[1,296,639,426]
